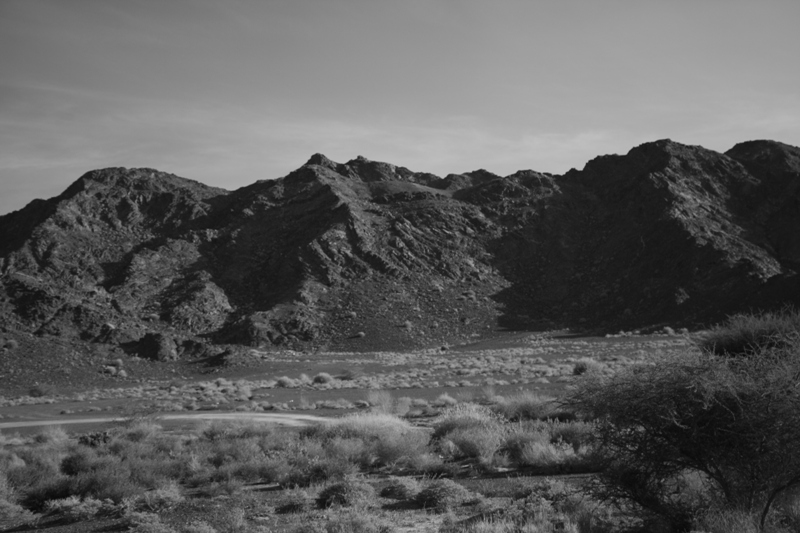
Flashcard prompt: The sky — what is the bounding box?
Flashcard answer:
[1,0,799,215]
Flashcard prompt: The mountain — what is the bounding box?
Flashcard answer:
[1,139,799,361]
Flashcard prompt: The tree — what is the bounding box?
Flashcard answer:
[568,334,800,532]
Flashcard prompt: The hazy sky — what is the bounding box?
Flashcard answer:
[2,0,799,215]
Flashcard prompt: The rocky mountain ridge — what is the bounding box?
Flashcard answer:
[1,139,799,361]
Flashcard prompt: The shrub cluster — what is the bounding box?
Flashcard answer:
[569,310,800,532]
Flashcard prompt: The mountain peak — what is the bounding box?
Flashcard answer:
[305,153,337,168]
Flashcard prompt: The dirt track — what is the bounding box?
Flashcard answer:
[0,411,330,431]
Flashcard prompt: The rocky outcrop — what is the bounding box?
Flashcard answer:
[1,139,799,356]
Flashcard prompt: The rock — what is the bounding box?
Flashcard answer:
[0,140,799,358]
[138,333,178,361]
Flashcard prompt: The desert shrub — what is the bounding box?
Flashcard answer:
[280,453,358,487]
[0,450,25,471]
[219,506,247,533]
[78,430,111,447]
[109,443,188,488]
[182,521,218,533]
[415,479,472,510]
[316,477,376,508]
[439,426,504,464]
[380,476,420,500]
[68,461,143,503]
[432,403,503,440]
[441,496,583,533]
[548,420,595,451]
[276,376,299,388]
[432,404,506,465]
[122,420,163,442]
[372,429,430,468]
[504,427,549,462]
[568,339,800,531]
[573,358,605,376]
[125,511,178,533]
[33,426,69,444]
[365,390,394,413]
[60,446,102,476]
[275,487,312,514]
[43,495,109,521]
[501,420,597,473]
[692,507,761,533]
[305,413,431,469]
[324,437,368,466]
[367,390,411,416]
[8,447,72,511]
[313,372,335,384]
[0,499,36,525]
[0,471,15,502]
[28,383,56,397]
[316,398,356,410]
[314,413,413,440]
[698,309,800,356]
[204,437,263,468]
[199,420,275,442]
[294,510,394,533]
[134,480,184,511]
[491,391,558,421]
[433,393,458,407]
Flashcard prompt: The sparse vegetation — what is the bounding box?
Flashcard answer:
[379,476,420,500]
[316,477,376,508]
[415,478,472,510]
[569,311,800,531]
[8,313,800,531]
[698,308,800,356]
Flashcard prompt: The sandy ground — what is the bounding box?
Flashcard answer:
[0,411,329,431]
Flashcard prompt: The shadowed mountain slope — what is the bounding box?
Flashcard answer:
[1,140,799,357]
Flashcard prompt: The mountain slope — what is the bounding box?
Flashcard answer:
[1,140,799,358]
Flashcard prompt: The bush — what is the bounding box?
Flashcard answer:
[198,420,274,441]
[0,499,36,525]
[276,376,299,388]
[698,309,800,356]
[313,372,335,384]
[573,358,605,376]
[304,413,430,469]
[33,426,69,444]
[134,481,184,511]
[432,403,503,440]
[294,511,394,533]
[280,453,358,487]
[122,420,162,442]
[379,476,420,500]
[275,488,312,514]
[439,426,504,464]
[182,521,218,533]
[68,462,143,503]
[125,511,178,533]
[693,507,761,533]
[316,477,376,508]
[568,330,800,531]
[415,479,471,510]
[43,495,108,522]
[365,390,394,413]
[28,384,56,397]
[492,391,559,421]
